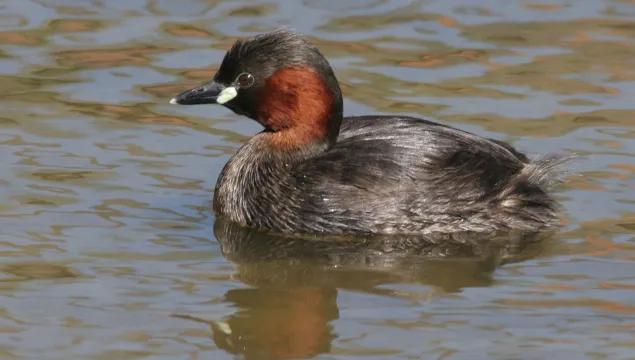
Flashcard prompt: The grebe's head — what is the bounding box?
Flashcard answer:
[170,30,343,148]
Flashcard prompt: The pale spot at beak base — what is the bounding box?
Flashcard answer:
[216,87,238,105]
[169,98,177,105]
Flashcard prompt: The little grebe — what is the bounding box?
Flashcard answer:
[170,30,570,236]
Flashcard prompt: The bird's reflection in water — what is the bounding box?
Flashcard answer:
[178,218,551,360]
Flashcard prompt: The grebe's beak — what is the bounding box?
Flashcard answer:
[169,81,237,105]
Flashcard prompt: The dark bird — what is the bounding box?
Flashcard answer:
[170,29,571,238]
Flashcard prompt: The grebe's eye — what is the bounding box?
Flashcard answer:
[236,73,254,88]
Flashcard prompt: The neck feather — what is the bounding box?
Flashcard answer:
[256,67,342,150]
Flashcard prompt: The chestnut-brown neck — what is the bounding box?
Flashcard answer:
[256,67,342,150]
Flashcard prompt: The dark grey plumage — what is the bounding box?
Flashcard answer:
[214,114,571,235]
[173,29,572,238]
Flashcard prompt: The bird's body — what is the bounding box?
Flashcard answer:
[170,30,570,238]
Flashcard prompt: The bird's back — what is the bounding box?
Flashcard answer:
[289,115,568,235]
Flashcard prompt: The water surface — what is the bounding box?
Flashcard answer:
[1,0,635,359]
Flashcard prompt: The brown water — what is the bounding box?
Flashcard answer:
[1,0,635,359]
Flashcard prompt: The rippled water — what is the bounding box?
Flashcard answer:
[1,0,635,359]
